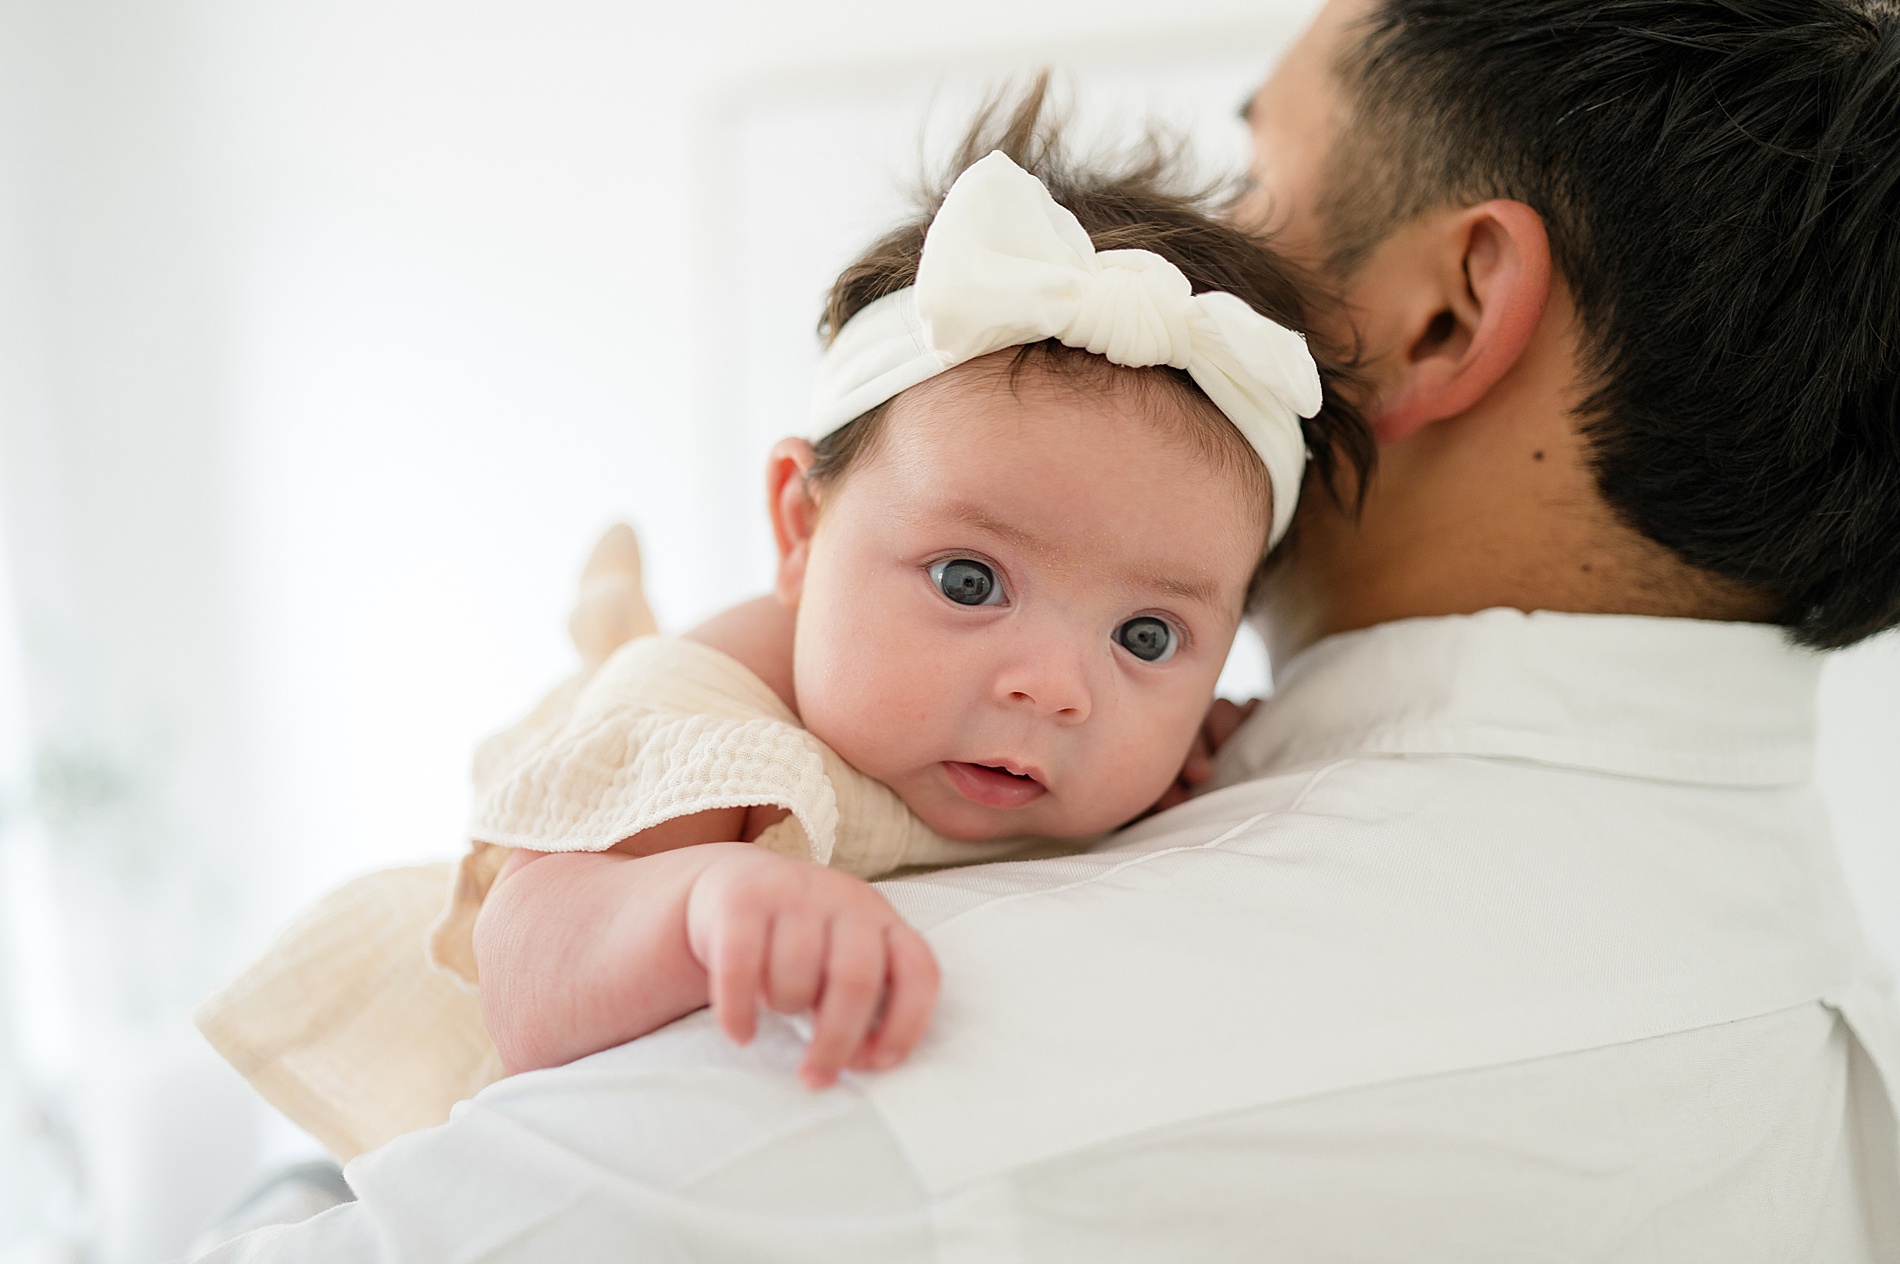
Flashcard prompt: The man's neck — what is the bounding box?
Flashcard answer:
[1261,538,1774,668]
[1259,409,1776,668]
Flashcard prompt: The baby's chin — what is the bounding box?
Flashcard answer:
[900,784,1138,845]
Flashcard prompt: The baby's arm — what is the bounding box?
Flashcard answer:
[477,594,927,1084]
[474,835,938,1087]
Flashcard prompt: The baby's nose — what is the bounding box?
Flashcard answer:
[996,653,1093,724]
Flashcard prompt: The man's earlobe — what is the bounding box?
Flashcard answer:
[766,438,820,608]
[1375,200,1552,443]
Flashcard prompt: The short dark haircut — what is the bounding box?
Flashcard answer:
[1326,0,1900,648]
[814,80,1373,559]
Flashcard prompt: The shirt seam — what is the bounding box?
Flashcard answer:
[1235,746,1814,791]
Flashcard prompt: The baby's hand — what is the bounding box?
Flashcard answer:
[1149,697,1259,814]
[684,847,940,1088]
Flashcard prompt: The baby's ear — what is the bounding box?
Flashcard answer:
[766,438,820,607]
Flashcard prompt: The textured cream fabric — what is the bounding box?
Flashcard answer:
[487,637,1026,867]
[196,526,1049,1162]
[192,865,505,1164]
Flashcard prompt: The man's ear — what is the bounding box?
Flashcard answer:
[765,438,820,608]
[1373,199,1552,444]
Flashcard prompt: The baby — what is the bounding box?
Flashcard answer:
[195,88,1365,1160]
[466,106,1364,1084]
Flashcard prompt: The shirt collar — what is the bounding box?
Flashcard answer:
[1216,608,1823,789]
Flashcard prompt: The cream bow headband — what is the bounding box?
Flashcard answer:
[809,150,1323,546]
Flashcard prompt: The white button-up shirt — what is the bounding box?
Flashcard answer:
[211,610,1900,1263]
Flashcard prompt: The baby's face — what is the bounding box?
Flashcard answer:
[785,354,1269,841]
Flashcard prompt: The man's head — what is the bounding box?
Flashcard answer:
[1240,0,1900,653]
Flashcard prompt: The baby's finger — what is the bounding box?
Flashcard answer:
[1148,781,1191,814]
[764,911,826,1016]
[709,911,768,1046]
[863,926,939,1070]
[1177,733,1215,787]
[1203,697,1257,753]
[801,919,885,1088]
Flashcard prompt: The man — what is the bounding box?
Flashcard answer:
[212,1,1900,1258]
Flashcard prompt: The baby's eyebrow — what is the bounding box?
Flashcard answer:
[940,501,1051,555]
[1135,568,1226,609]
[939,500,1229,610]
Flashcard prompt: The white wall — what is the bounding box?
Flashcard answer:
[0,0,1894,1258]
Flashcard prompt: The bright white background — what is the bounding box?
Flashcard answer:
[0,1,1892,1260]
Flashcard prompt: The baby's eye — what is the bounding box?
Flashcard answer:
[1115,616,1177,663]
[930,558,1003,606]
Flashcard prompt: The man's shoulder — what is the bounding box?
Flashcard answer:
[863,750,1865,1194]
[302,996,1880,1264]
[295,751,1891,1264]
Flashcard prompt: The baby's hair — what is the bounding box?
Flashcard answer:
[809,76,1374,563]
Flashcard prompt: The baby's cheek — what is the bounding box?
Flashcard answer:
[795,633,940,781]
[1087,701,1205,817]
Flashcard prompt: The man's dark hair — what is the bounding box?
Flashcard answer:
[1326,0,1900,647]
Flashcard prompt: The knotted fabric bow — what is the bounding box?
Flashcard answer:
[809,150,1324,546]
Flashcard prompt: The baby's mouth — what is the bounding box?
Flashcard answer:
[941,761,1048,810]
